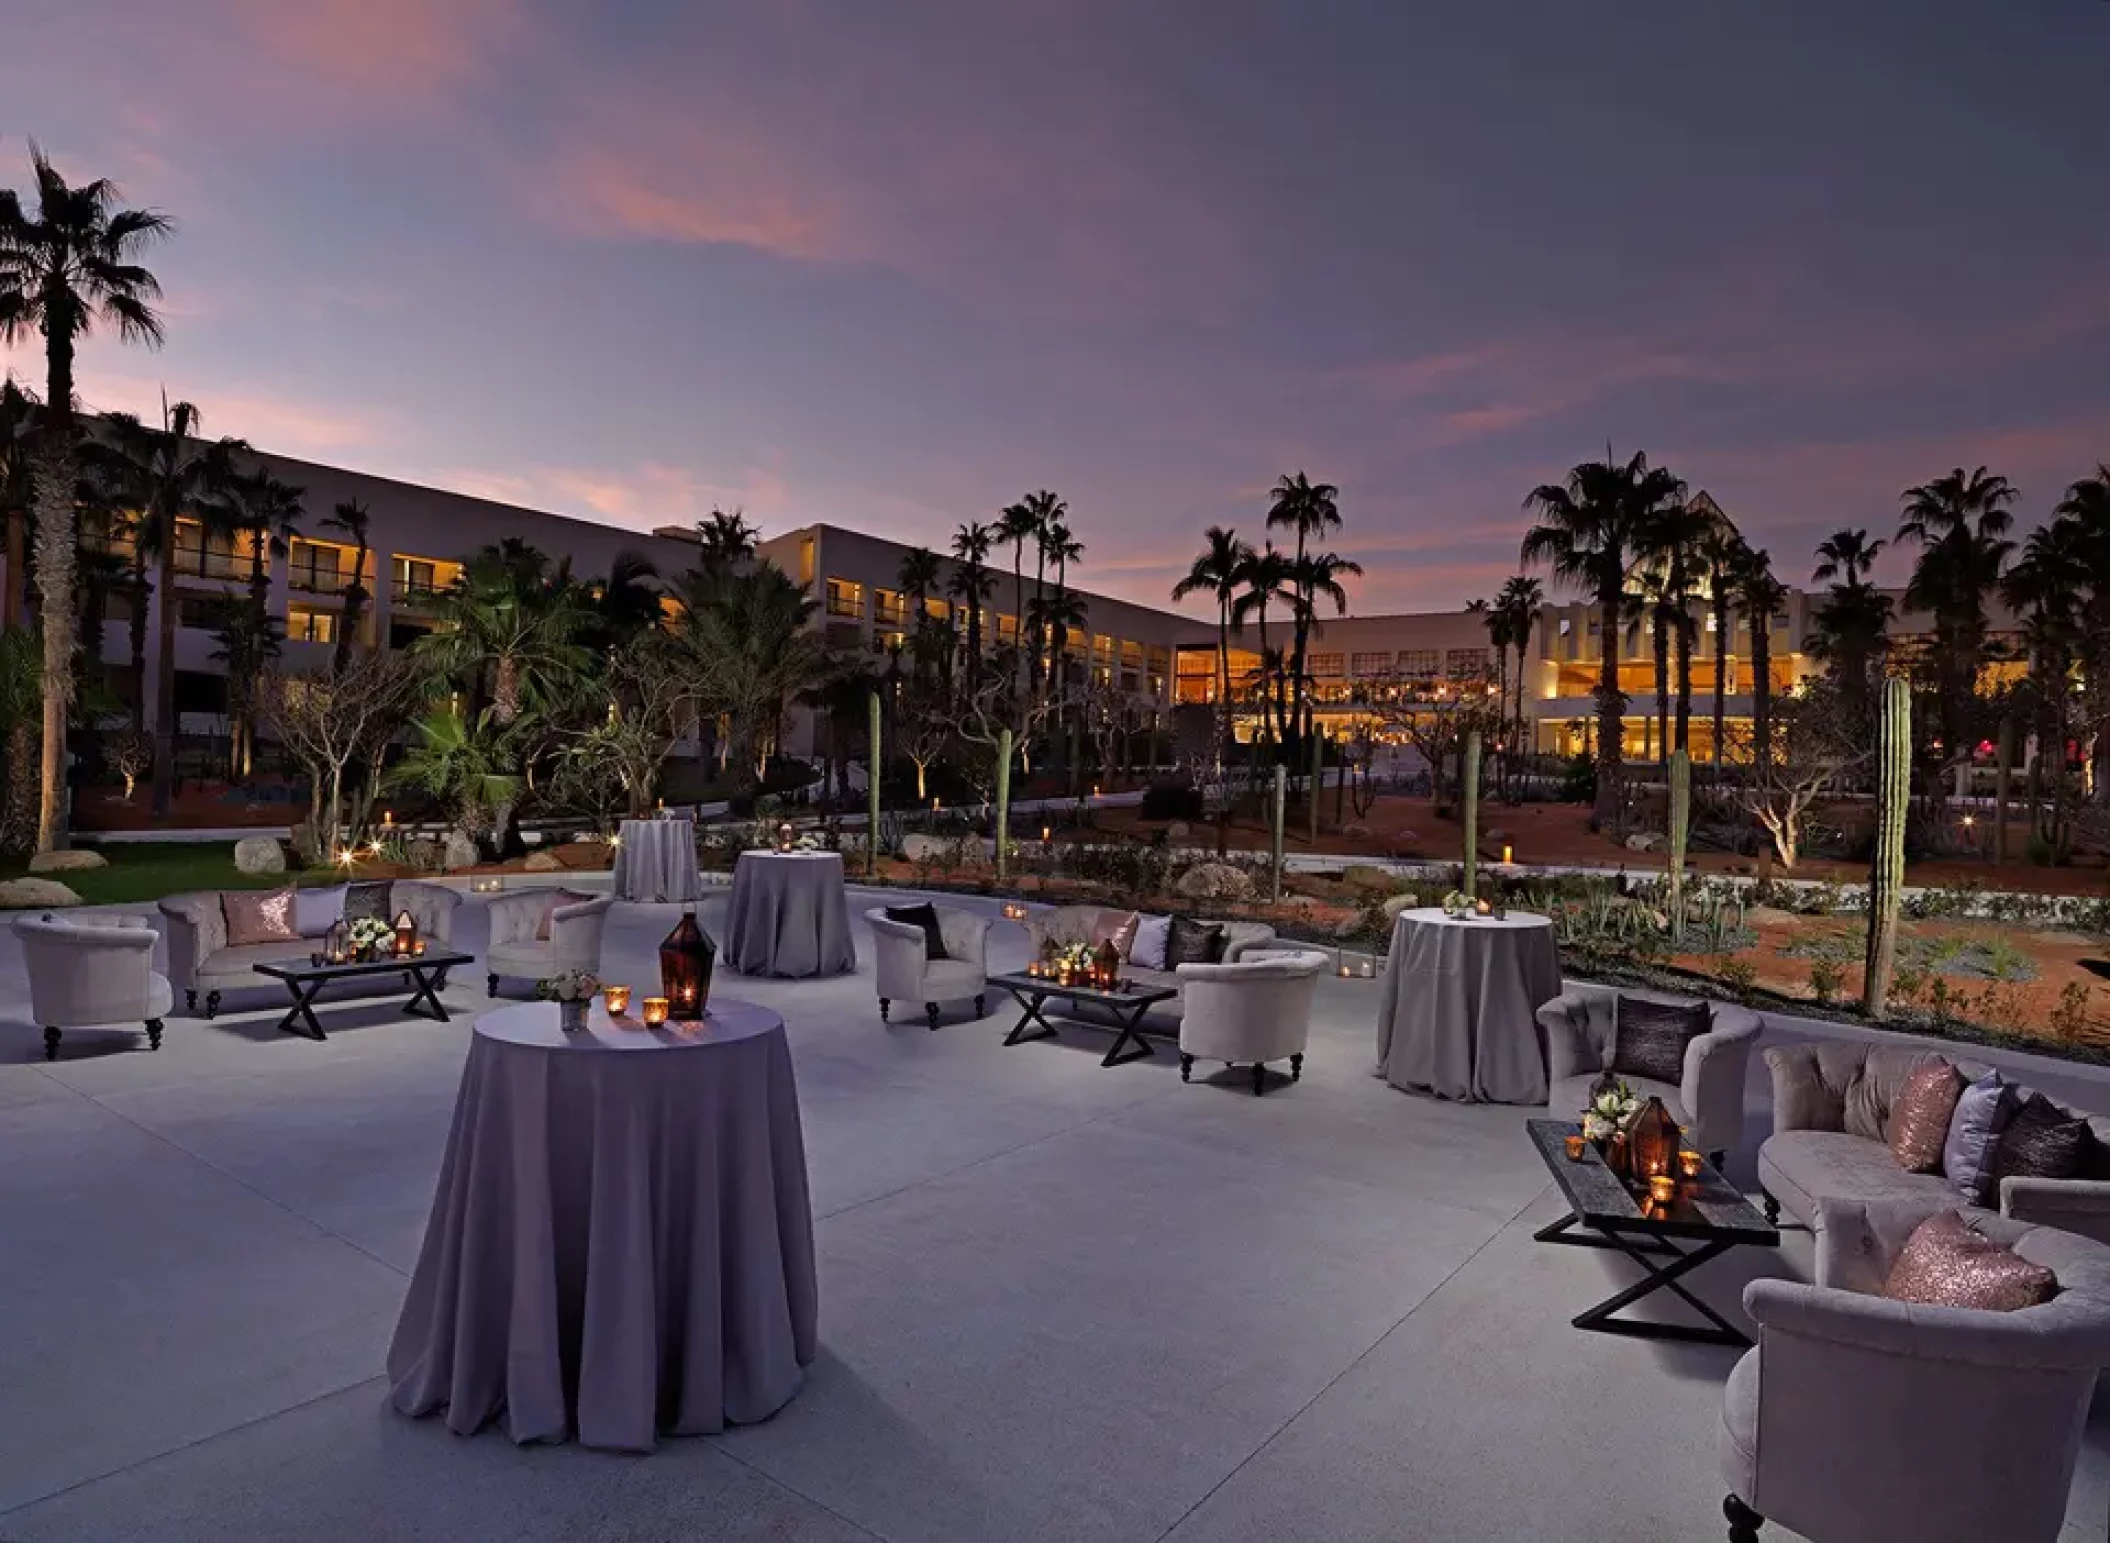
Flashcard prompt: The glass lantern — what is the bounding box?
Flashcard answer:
[659,910,716,1021]
[392,909,418,957]
[1626,1097,1681,1185]
[324,918,351,965]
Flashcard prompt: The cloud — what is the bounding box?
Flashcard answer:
[214,0,522,114]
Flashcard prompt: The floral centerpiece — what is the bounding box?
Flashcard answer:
[1440,890,1475,920]
[537,968,603,1031]
[1582,1076,1639,1143]
[347,916,394,961]
[1052,941,1097,980]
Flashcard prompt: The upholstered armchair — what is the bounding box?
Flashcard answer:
[1718,1197,2110,1542]
[1538,984,1761,1158]
[866,906,991,1029]
[1175,947,1327,1095]
[17,912,174,1060]
[486,891,615,995]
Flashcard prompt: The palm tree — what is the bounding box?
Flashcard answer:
[416,544,590,725]
[1521,449,1688,820]
[693,508,758,573]
[1495,573,1544,760]
[1812,528,1886,589]
[1008,490,1064,696]
[0,144,172,851]
[896,546,943,683]
[225,471,303,777]
[2054,467,2110,802]
[1472,596,1510,742]
[1733,548,1788,772]
[1634,496,1710,755]
[321,498,372,675]
[1694,511,1748,776]
[1622,568,1675,765]
[1040,517,1085,702]
[1807,574,1894,727]
[2000,522,2086,849]
[0,376,34,634]
[98,399,247,812]
[996,498,1043,689]
[949,521,995,695]
[674,561,836,785]
[1173,527,1254,750]
[575,549,663,654]
[1898,466,2017,760]
[1266,471,1342,750]
[1231,542,1294,744]
[388,704,521,845]
[1290,549,1361,758]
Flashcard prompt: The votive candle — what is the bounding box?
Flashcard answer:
[1648,1174,1677,1205]
[604,985,633,1016]
[1678,1149,1705,1179]
[641,996,670,1027]
[1563,1134,1587,1161]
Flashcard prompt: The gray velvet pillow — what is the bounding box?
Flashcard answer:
[1942,1071,2016,1203]
[1611,998,1708,1085]
[1992,1092,2090,1187]
[1165,917,1226,967]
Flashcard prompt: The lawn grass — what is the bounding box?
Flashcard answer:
[1,841,325,908]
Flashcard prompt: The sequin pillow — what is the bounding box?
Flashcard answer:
[222,885,299,946]
[1882,1210,2057,1312]
[1991,1093,2091,1188]
[1886,1060,1965,1175]
[1091,910,1142,959]
[1610,998,1709,1085]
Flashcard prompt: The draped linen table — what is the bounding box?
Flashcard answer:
[1374,908,1562,1104]
[724,850,857,978]
[387,999,818,1451]
[611,818,700,903]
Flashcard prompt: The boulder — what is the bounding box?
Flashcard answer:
[405,839,443,872]
[1381,892,1423,921]
[1625,832,1665,853]
[1385,832,1423,858]
[1175,862,1255,903]
[522,850,565,872]
[1340,822,1371,839]
[902,833,948,863]
[1339,863,1400,895]
[28,849,108,873]
[232,836,286,875]
[0,877,83,909]
[442,831,481,872]
[1165,821,1191,841]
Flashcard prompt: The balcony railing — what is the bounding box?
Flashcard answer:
[288,565,355,595]
[174,547,246,582]
[393,577,448,608]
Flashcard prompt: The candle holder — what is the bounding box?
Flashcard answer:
[1678,1149,1706,1179]
[641,996,670,1027]
[1647,1174,1677,1205]
[1357,957,1376,979]
[1563,1133,1587,1161]
[603,985,633,1017]
[392,909,418,958]
[1001,901,1028,923]
[471,876,503,895]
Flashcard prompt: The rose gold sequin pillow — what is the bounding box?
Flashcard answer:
[1883,1210,2057,1312]
[1886,1059,1964,1173]
[222,885,299,946]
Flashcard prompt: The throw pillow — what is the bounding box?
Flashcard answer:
[293,884,349,939]
[1886,1059,1966,1175]
[1882,1210,2057,1312]
[1992,1092,2091,1187]
[1610,998,1709,1085]
[1130,915,1173,971]
[883,903,949,960]
[1942,1071,2017,1204]
[222,886,299,946]
[1090,910,1142,960]
[1165,916,1225,968]
[343,881,393,925]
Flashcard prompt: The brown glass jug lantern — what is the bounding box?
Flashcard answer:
[1626,1097,1681,1188]
[659,910,716,1021]
[392,909,418,958]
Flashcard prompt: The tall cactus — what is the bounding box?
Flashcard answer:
[866,689,882,878]
[1308,725,1324,844]
[1667,748,1690,940]
[1462,729,1482,900]
[994,726,1013,881]
[1862,676,1910,1018]
[1269,763,1286,902]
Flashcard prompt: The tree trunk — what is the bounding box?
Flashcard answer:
[1673,615,1693,753]
[3,719,38,856]
[1711,591,1730,777]
[1751,627,1773,774]
[128,552,149,733]
[1652,615,1670,768]
[2,506,23,633]
[1593,583,1625,824]
[151,541,181,816]
[33,435,77,853]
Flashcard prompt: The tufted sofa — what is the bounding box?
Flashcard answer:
[1718,1197,2110,1542]
[160,882,461,1017]
[1759,1042,2110,1244]
[1539,984,1762,1159]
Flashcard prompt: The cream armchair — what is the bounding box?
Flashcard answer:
[866,906,990,1029]
[1175,948,1326,1095]
[1718,1198,2110,1542]
[17,912,174,1060]
[1538,984,1760,1159]
[485,891,615,996]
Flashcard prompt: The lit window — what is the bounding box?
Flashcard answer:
[825,578,864,619]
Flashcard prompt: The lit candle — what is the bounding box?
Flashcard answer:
[641,997,670,1027]
[604,985,632,1016]
[1678,1150,1705,1179]
[1501,843,1514,865]
[1475,898,1493,916]
[1563,1134,1587,1161]
[1041,826,1051,843]
[1648,1174,1677,1205]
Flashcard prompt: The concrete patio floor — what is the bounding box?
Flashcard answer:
[2,887,2106,1542]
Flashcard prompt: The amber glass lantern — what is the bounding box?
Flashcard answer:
[324,919,351,964]
[776,821,795,853]
[1093,939,1121,989]
[392,909,418,957]
[659,910,716,1021]
[1627,1097,1681,1186]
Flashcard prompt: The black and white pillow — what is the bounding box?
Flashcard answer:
[1611,997,1710,1084]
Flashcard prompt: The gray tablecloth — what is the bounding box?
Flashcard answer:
[724,851,857,978]
[1374,908,1562,1104]
[387,999,818,1451]
[611,818,700,903]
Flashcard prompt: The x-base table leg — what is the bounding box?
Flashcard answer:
[402,965,452,1023]
[1534,1212,1749,1347]
[274,979,328,1041]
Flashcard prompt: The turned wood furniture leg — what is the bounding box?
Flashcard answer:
[486,973,499,998]
[1251,1062,1267,1096]
[1179,1052,1194,1082]
[185,988,198,1014]
[925,1002,940,1031]
[145,1018,164,1051]
[879,999,890,1022]
[1760,1190,1779,1226]
[204,990,221,1019]
[42,1026,60,1061]
[1723,1494,1764,1541]
[1290,1052,1304,1081]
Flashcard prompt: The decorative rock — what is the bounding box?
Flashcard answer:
[0,877,83,908]
[1745,905,1798,928]
[1175,862,1255,902]
[902,833,949,862]
[522,851,565,872]
[28,849,108,873]
[1625,832,1665,853]
[232,836,286,875]
[406,839,443,872]
[1339,863,1400,894]
[1340,822,1371,839]
[442,831,481,872]
[1165,821,1191,841]
[1381,892,1422,921]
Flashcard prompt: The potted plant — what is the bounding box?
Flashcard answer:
[538,968,602,1032]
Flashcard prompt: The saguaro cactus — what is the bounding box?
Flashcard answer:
[1667,748,1691,938]
[1862,676,1910,1017]
[867,690,882,878]
[1461,729,1482,900]
[994,726,1014,881]
[1269,763,1286,902]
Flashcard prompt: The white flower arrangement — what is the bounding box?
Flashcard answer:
[1440,890,1473,919]
[1581,1078,1639,1142]
[537,969,602,1004]
[347,916,394,955]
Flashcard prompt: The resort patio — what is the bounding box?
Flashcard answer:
[3,888,2107,1542]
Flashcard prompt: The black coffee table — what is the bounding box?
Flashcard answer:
[253,951,474,1041]
[990,972,1179,1066]
[1526,1118,1778,1348]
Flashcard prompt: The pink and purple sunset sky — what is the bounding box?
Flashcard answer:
[3,0,2107,618]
